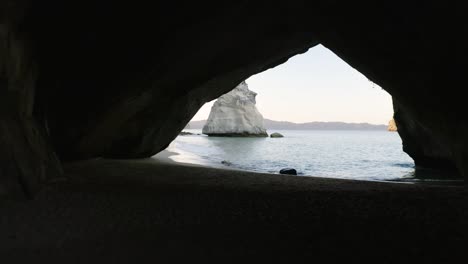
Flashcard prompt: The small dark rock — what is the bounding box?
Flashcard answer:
[179,131,194,136]
[280,168,297,175]
[270,132,284,138]
[221,160,232,166]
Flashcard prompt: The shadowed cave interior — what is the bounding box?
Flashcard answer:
[1,1,467,261]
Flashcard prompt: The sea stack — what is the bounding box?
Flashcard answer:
[388,119,397,132]
[202,81,268,137]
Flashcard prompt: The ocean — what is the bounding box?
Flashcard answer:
[165,129,458,183]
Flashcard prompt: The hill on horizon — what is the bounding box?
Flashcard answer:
[186,119,387,130]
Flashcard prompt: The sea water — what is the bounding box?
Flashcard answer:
[165,129,458,182]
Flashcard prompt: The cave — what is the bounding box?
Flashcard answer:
[1,1,467,261]
[185,45,418,181]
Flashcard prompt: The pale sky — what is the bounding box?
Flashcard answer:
[192,44,393,125]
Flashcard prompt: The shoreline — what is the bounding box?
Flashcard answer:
[153,146,247,172]
[155,147,464,186]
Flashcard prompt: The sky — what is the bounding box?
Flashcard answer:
[191,44,393,125]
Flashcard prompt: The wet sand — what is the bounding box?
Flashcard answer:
[1,151,467,262]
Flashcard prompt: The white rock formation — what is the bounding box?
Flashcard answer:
[202,81,268,137]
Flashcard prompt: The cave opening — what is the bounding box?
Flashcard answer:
[2,3,468,260]
[168,45,424,182]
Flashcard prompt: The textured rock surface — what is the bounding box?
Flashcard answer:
[1,1,468,196]
[1,9,62,198]
[393,99,457,171]
[388,119,397,132]
[270,132,284,138]
[203,82,268,137]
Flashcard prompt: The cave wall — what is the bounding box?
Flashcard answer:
[392,99,456,171]
[1,1,468,196]
[30,2,321,160]
[315,2,468,177]
[1,2,62,198]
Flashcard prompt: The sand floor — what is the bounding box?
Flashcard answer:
[1,151,467,262]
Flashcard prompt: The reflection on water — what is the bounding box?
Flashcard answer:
[166,129,463,185]
[210,137,265,157]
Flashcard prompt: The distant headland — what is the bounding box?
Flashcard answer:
[187,119,387,130]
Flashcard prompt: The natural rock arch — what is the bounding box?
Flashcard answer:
[1,1,467,197]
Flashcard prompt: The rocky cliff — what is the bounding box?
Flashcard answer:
[202,82,268,137]
[392,99,457,171]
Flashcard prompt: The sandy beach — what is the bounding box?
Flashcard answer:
[1,151,467,262]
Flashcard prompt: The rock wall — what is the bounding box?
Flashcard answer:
[1,5,62,198]
[392,99,457,171]
[1,1,468,196]
[202,82,268,137]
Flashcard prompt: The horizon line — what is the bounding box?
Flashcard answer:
[190,118,389,126]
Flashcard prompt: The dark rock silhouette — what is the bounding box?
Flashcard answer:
[280,168,297,175]
[0,2,466,191]
[221,160,232,166]
[270,132,284,138]
[393,100,457,171]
